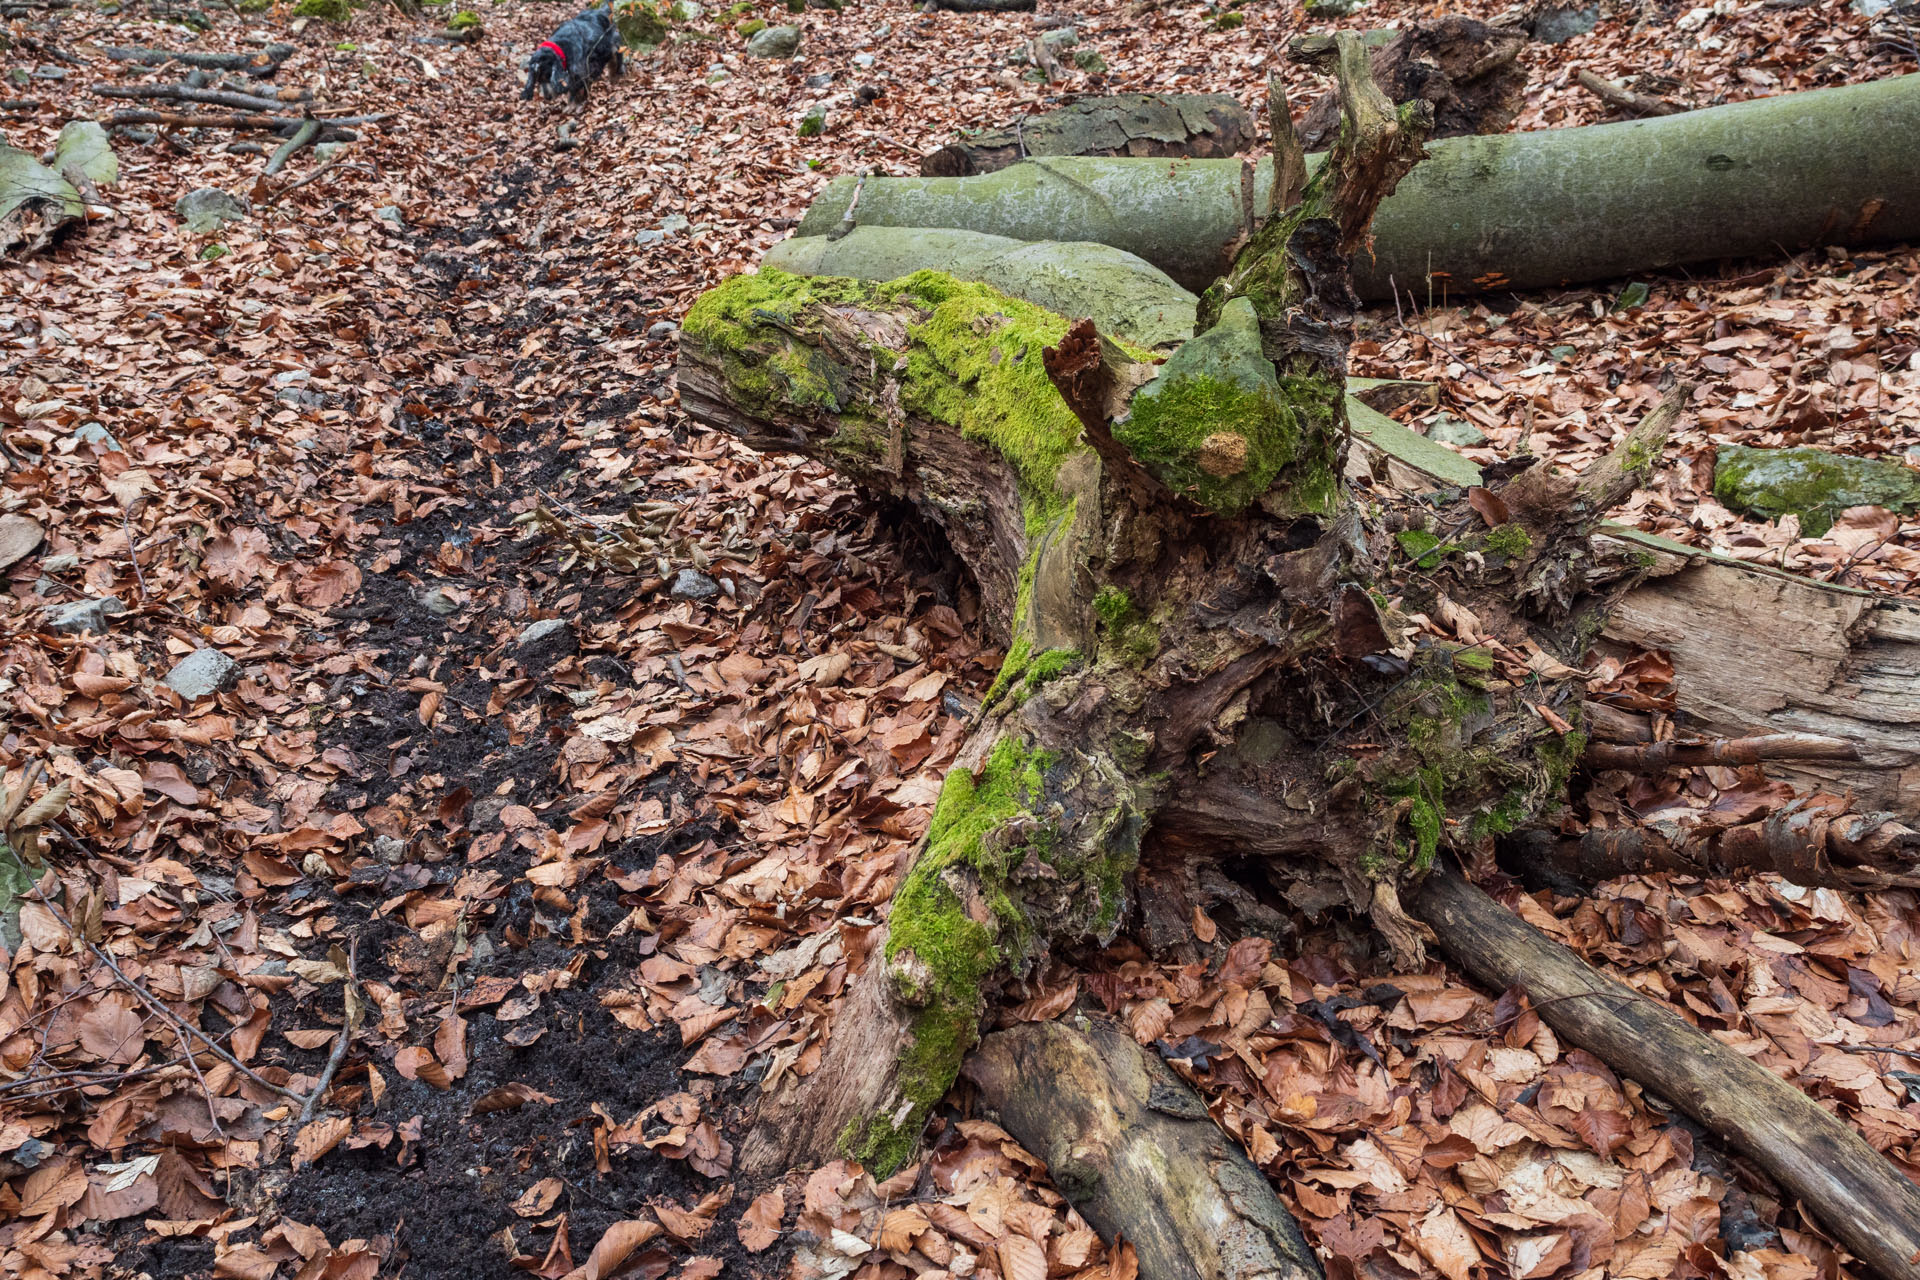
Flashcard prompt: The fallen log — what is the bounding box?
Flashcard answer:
[96,43,296,76]
[929,0,1035,9]
[91,82,317,114]
[794,74,1920,296]
[1576,68,1683,117]
[1410,863,1920,1280]
[1295,17,1528,150]
[762,226,1198,350]
[921,93,1254,177]
[965,1017,1322,1280]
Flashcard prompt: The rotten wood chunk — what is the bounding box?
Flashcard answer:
[965,1018,1322,1280]
[921,93,1254,177]
[1296,17,1528,151]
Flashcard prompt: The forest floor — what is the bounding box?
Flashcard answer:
[2,1,1919,1279]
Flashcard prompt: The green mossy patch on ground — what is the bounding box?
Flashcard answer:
[1483,522,1531,559]
[294,0,352,22]
[1714,445,1920,537]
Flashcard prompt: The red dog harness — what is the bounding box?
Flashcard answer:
[539,39,568,68]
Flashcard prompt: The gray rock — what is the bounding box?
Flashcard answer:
[1038,26,1078,48]
[669,568,719,601]
[658,213,691,234]
[1852,0,1896,13]
[1072,48,1106,74]
[313,141,349,163]
[670,0,704,19]
[850,51,874,68]
[746,24,802,57]
[40,553,79,573]
[32,66,67,81]
[805,71,834,88]
[517,617,573,647]
[277,387,325,408]
[1529,3,1598,42]
[1304,0,1366,14]
[174,187,248,234]
[798,104,827,137]
[375,205,405,226]
[648,320,678,340]
[1426,416,1487,448]
[71,421,121,450]
[471,795,511,832]
[373,834,408,864]
[164,648,239,699]
[45,596,125,635]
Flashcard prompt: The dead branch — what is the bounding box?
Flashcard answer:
[1584,732,1861,771]
[91,82,318,114]
[1576,69,1683,117]
[264,117,320,177]
[98,43,295,76]
[299,936,361,1122]
[107,109,379,136]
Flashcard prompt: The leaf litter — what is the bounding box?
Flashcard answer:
[0,0,1916,1278]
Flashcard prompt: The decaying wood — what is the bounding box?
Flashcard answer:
[1410,864,1920,1280]
[1584,731,1858,770]
[921,94,1254,177]
[1296,17,1529,150]
[1576,68,1683,117]
[91,82,318,114]
[97,43,295,76]
[930,0,1034,9]
[965,1018,1322,1280]
[264,118,320,178]
[106,110,378,137]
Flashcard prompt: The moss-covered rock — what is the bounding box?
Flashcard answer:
[447,9,481,30]
[1713,445,1920,537]
[613,0,669,48]
[1116,296,1333,517]
[294,0,353,22]
[737,16,766,35]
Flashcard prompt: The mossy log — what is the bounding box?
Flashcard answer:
[921,93,1255,177]
[794,74,1920,296]
[678,39,1920,1274]
[965,1018,1322,1280]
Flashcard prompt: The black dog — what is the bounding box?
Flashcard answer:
[522,7,623,104]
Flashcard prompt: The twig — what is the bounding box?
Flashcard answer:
[1575,69,1682,118]
[119,506,148,601]
[5,836,306,1106]
[299,934,361,1122]
[174,1025,226,1139]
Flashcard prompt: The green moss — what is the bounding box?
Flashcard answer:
[866,738,1057,1175]
[737,16,766,33]
[1024,648,1079,691]
[1483,523,1531,559]
[1451,648,1495,674]
[889,272,1089,538]
[798,106,827,138]
[680,269,867,412]
[1713,445,1920,538]
[614,0,669,47]
[447,9,481,29]
[1093,585,1131,628]
[294,0,352,21]
[982,634,1032,708]
[1396,528,1443,569]
[1212,10,1245,27]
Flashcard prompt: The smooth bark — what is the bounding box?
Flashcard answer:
[922,94,1254,177]
[794,75,1920,296]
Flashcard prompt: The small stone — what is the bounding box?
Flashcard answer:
[798,104,827,137]
[669,568,719,601]
[648,320,678,339]
[1072,47,1107,73]
[373,835,408,864]
[174,187,249,234]
[1304,0,1364,14]
[312,141,348,163]
[1528,3,1598,41]
[302,852,331,878]
[746,23,802,57]
[0,514,44,570]
[670,0,704,19]
[420,588,461,616]
[470,795,511,831]
[805,71,834,88]
[850,50,875,68]
[375,205,405,226]
[45,596,125,635]
[517,617,573,647]
[1426,416,1488,448]
[70,421,121,450]
[164,648,240,699]
[41,553,79,573]
[32,65,67,81]
[1038,26,1077,48]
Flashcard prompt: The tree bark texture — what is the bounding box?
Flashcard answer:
[793,74,1920,296]
[965,1018,1323,1280]
[98,43,295,76]
[1295,17,1528,151]
[1410,863,1920,1280]
[921,94,1255,177]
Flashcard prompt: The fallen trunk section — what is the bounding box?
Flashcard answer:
[1295,17,1527,150]
[794,74,1920,296]
[921,93,1254,177]
[1411,863,1920,1280]
[965,1018,1323,1280]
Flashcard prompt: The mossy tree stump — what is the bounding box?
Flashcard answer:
[671,36,1920,1278]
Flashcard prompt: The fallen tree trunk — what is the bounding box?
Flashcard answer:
[794,74,1920,296]
[921,94,1254,177]
[965,1018,1322,1280]
[1295,17,1528,150]
[1411,863,1920,1280]
[106,110,378,137]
